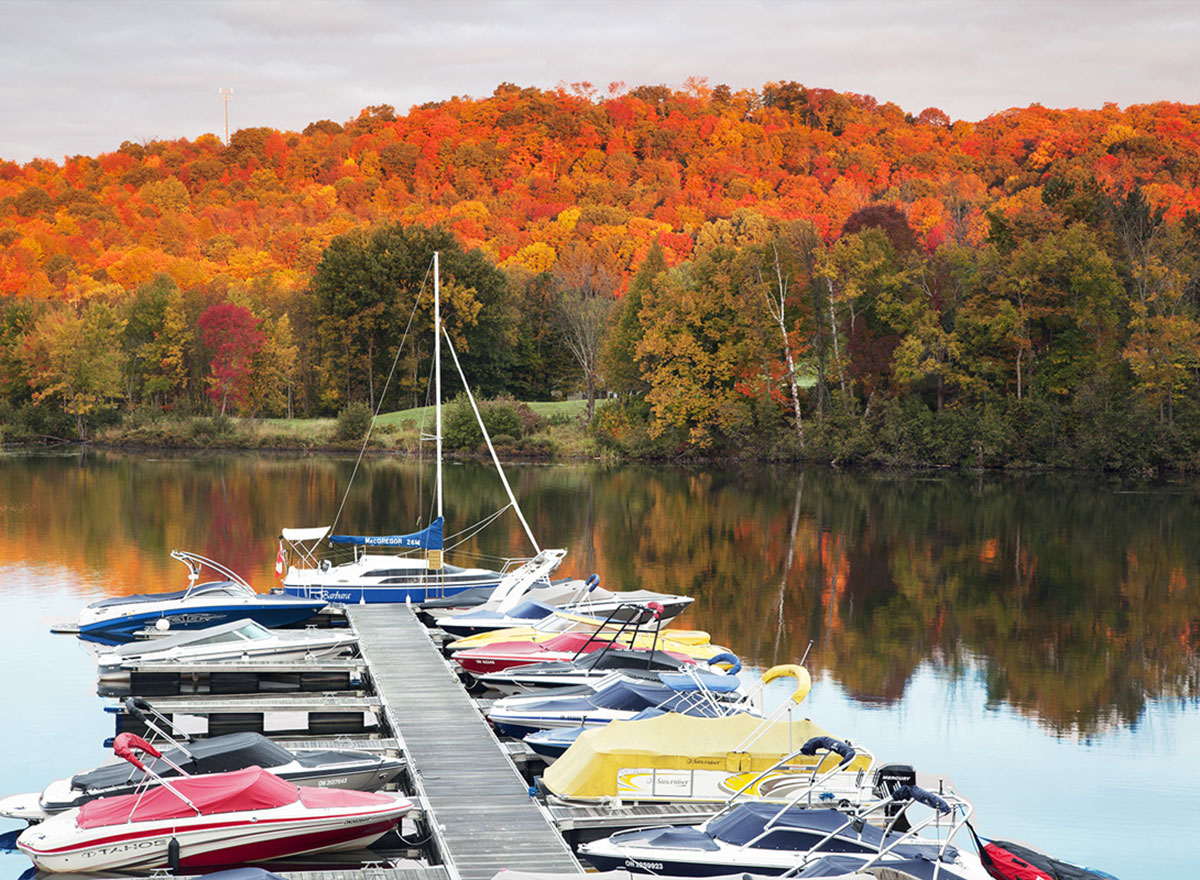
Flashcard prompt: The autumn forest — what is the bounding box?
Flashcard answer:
[3,80,1200,470]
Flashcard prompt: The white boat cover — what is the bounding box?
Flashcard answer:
[281,526,331,542]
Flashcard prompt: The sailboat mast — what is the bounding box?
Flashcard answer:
[434,251,443,521]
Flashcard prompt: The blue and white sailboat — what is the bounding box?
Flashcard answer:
[277,252,565,605]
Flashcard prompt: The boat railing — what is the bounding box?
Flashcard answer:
[568,602,666,667]
[707,736,874,826]
[114,733,203,821]
[123,697,198,758]
[655,662,747,718]
[774,784,974,876]
[730,665,814,754]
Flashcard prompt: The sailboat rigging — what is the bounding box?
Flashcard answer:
[276,252,564,605]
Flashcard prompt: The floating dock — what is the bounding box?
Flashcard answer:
[348,604,582,880]
[77,604,582,880]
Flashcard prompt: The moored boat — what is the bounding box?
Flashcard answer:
[72,552,327,646]
[576,778,986,878]
[0,698,404,823]
[93,618,357,680]
[16,733,412,873]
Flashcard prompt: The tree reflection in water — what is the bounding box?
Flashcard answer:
[1,451,1197,736]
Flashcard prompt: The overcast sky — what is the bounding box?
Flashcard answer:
[2,0,1198,165]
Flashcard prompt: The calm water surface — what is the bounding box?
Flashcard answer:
[1,450,1197,879]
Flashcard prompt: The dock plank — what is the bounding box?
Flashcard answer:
[349,605,581,880]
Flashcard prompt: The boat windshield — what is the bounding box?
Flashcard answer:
[235,622,273,640]
[184,580,256,599]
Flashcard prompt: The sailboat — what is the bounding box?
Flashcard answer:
[276,253,567,605]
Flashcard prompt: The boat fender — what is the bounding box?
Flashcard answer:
[586,574,600,591]
[168,837,180,873]
[891,784,952,814]
[799,735,856,767]
[706,652,742,674]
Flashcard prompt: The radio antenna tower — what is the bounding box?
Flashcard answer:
[219,88,234,145]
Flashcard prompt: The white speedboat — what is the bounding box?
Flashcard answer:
[16,733,412,873]
[94,618,357,680]
[72,551,328,646]
[578,780,989,879]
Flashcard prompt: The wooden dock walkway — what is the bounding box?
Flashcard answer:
[349,605,582,880]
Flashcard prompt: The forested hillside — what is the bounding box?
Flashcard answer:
[2,80,1200,468]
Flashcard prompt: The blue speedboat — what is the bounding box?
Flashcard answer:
[72,551,327,645]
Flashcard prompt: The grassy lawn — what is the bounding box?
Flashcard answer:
[237,399,598,451]
[374,398,592,428]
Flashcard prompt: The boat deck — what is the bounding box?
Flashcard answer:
[349,605,582,880]
[118,656,368,674]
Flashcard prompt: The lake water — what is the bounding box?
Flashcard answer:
[1,450,1197,879]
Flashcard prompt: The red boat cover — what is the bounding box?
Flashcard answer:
[298,786,396,809]
[77,766,299,829]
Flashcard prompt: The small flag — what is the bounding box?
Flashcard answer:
[275,540,285,575]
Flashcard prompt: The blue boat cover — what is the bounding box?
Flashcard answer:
[657,670,742,693]
[453,600,557,622]
[612,824,721,851]
[707,803,956,860]
[330,516,443,550]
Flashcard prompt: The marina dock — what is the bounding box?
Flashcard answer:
[348,604,582,880]
[46,603,587,880]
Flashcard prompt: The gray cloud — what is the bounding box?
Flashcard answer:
[2,0,1197,163]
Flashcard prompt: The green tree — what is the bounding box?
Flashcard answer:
[247,313,300,417]
[122,274,177,406]
[603,243,663,398]
[0,298,41,404]
[637,246,760,448]
[503,267,571,400]
[310,223,511,412]
[20,303,127,438]
[140,288,195,408]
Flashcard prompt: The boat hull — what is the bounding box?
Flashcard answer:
[17,797,408,872]
[96,640,356,679]
[78,604,327,646]
[279,580,495,605]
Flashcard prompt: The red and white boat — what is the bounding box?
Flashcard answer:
[452,630,703,676]
[17,733,412,873]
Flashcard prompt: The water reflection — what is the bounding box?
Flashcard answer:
[1,451,1198,738]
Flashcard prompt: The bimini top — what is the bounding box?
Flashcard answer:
[329,517,443,550]
[543,712,865,800]
[77,766,298,828]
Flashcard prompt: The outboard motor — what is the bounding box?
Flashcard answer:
[872,763,917,826]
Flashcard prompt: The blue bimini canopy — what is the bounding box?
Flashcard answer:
[330,516,443,551]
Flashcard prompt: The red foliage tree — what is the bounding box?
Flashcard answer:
[197,303,264,415]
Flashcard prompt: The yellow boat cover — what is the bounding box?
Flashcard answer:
[543,711,860,800]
